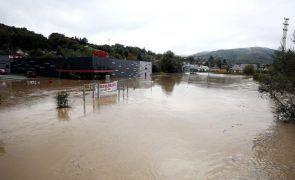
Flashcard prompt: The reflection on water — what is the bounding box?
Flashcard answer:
[252,123,295,179]
[0,141,5,156]
[153,74,182,95]
[57,108,70,121]
[185,73,251,89]
[0,74,295,179]
[0,79,94,108]
[96,95,118,106]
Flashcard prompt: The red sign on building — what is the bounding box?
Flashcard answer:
[92,50,109,58]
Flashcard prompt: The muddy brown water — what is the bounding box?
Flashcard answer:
[0,73,295,179]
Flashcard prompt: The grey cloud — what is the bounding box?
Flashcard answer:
[0,0,295,54]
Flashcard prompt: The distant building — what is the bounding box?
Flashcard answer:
[15,49,28,58]
[231,64,258,72]
[258,64,271,71]
[182,63,209,72]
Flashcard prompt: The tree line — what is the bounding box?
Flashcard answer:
[256,38,295,122]
[0,23,183,73]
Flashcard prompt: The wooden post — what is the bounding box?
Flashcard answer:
[92,84,95,111]
[92,83,95,99]
[83,85,86,116]
[151,80,153,92]
[118,81,120,101]
[127,80,129,94]
[123,81,125,99]
[58,71,61,80]
[97,83,100,99]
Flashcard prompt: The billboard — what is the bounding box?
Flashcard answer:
[96,81,118,97]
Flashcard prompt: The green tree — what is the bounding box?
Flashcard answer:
[29,48,43,57]
[243,64,255,75]
[222,59,227,65]
[258,49,295,122]
[80,37,88,45]
[205,56,217,67]
[160,51,182,73]
[124,50,129,59]
[152,60,161,73]
[187,56,195,63]
[137,53,143,60]
[216,59,222,68]
[0,23,48,51]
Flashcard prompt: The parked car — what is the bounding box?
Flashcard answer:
[0,69,7,75]
[26,71,37,78]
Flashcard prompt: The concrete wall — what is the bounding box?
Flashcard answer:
[139,61,152,79]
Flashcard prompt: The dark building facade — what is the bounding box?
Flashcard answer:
[11,57,152,79]
[0,55,11,73]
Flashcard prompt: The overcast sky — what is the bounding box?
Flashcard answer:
[0,0,295,55]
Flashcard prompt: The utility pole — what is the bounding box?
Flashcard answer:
[281,17,290,51]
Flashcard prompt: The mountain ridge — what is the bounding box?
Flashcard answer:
[192,47,275,64]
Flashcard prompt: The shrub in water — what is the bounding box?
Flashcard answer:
[56,91,69,108]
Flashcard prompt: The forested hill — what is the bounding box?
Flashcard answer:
[0,23,187,73]
[0,23,159,61]
[193,47,275,64]
[0,23,275,73]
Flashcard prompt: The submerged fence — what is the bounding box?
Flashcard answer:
[57,79,153,116]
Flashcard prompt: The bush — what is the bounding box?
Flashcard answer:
[56,91,69,108]
[276,98,295,122]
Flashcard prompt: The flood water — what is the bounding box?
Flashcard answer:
[0,73,295,179]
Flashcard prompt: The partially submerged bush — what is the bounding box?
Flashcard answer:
[276,97,295,122]
[56,91,70,108]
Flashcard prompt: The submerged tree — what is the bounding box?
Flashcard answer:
[258,48,295,122]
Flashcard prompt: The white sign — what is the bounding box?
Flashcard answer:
[96,81,118,97]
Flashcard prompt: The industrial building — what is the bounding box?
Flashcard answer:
[10,56,152,79]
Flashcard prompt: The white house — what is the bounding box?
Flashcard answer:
[231,64,258,72]
[182,63,210,72]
